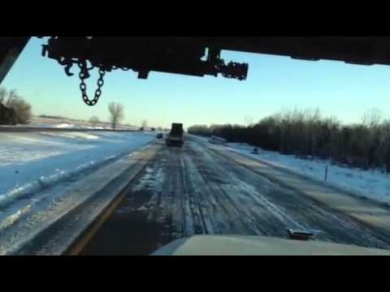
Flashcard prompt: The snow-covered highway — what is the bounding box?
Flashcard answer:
[3,131,390,255]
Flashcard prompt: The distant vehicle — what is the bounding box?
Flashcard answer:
[156,133,164,139]
[252,148,259,155]
[166,123,184,147]
[209,136,227,145]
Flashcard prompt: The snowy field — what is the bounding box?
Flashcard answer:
[0,131,155,207]
[190,135,390,206]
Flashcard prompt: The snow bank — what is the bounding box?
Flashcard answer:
[54,123,76,129]
[224,142,390,206]
[0,131,155,209]
[41,132,99,140]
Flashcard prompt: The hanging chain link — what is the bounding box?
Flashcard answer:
[51,57,131,107]
[78,62,106,106]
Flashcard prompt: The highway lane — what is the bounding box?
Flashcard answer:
[80,137,390,255]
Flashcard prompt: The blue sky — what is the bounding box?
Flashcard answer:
[2,37,390,128]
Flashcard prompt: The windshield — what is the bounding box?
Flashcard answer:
[1,37,390,255]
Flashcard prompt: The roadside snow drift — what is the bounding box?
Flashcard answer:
[224,142,390,206]
[0,131,155,207]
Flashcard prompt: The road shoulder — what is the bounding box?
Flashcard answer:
[210,143,390,235]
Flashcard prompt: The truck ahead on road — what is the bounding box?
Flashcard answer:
[166,123,184,147]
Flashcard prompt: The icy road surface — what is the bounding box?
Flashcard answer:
[81,137,390,255]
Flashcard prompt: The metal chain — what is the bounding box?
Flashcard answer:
[79,67,106,106]
[51,58,133,106]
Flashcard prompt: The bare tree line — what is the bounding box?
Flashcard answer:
[188,108,390,172]
[0,87,32,124]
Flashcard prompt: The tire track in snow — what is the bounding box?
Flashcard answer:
[186,145,265,235]
[188,143,296,237]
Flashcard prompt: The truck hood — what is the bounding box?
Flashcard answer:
[152,235,390,256]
